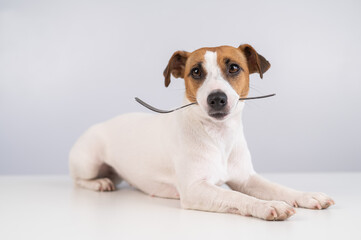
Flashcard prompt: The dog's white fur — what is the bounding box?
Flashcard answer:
[69,50,334,220]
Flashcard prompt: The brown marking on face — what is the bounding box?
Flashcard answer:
[183,48,209,102]
[163,44,270,102]
[215,46,250,98]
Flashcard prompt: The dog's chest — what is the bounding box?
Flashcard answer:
[211,153,231,186]
[203,121,239,185]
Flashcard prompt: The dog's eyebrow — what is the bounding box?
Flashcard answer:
[191,62,203,69]
[224,58,239,65]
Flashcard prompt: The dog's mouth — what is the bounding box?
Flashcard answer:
[209,111,229,120]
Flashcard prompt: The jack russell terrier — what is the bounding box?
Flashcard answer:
[69,44,334,221]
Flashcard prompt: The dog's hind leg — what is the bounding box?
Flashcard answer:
[73,163,121,191]
[69,127,121,192]
[70,154,119,191]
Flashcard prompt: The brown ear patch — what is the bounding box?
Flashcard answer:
[163,51,190,87]
[238,44,270,78]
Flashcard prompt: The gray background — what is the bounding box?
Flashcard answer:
[1,0,360,174]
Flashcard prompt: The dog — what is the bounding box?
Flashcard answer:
[69,44,334,220]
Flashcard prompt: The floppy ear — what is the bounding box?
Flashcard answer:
[163,51,190,87]
[238,44,271,79]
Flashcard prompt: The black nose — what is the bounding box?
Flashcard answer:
[207,91,228,111]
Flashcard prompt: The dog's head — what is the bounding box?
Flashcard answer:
[163,44,270,121]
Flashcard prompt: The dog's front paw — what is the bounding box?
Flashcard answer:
[292,192,335,209]
[253,200,296,221]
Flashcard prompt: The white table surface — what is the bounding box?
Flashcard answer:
[0,173,360,240]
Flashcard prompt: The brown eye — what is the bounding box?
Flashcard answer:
[191,67,201,79]
[229,64,240,74]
